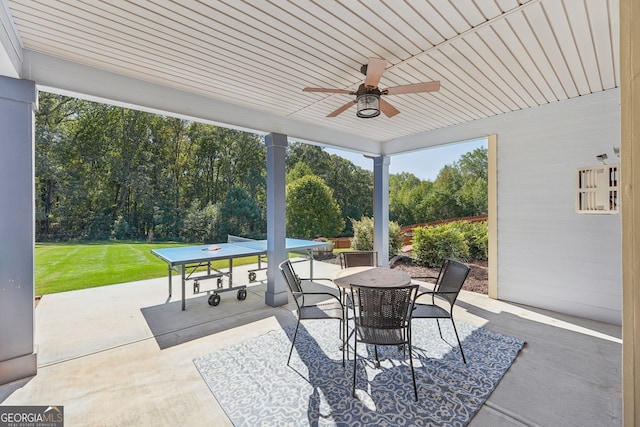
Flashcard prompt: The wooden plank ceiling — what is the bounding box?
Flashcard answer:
[5,0,619,150]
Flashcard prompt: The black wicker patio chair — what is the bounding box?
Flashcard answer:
[411,258,471,364]
[339,251,378,269]
[350,283,419,401]
[279,259,345,366]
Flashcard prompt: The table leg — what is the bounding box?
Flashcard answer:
[181,267,186,311]
[340,288,355,356]
[168,265,172,297]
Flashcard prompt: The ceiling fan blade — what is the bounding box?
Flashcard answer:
[303,87,353,94]
[384,81,441,95]
[327,100,356,117]
[364,58,387,88]
[380,98,400,118]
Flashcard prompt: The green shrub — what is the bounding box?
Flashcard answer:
[351,216,403,256]
[454,220,488,260]
[286,175,344,239]
[412,222,469,267]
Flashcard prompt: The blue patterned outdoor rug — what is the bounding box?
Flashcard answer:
[194,320,525,426]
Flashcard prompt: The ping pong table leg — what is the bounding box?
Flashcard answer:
[308,249,314,279]
[181,267,186,311]
[168,265,172,297]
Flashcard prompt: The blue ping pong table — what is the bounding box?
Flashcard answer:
[151,236,330,310]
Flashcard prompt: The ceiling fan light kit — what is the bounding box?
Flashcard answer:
[304,57,440,119]
[356,85,381,118]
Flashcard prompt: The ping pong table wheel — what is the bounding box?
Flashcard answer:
[208,294,221,306]
[237,289,247,300]
[248,271,257,282]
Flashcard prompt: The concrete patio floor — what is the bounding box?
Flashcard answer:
[0,259,622,426]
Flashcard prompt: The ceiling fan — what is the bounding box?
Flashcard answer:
[303,57,440,118]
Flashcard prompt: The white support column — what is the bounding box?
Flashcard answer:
[0,76,37,385]
[373,156,390,267]
[265,133,289,307]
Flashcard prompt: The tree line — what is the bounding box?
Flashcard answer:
[35,92,487,242]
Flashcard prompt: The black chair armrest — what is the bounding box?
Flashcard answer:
[293,290,343,304]
[411,275,439,280]
[299,277,335,283]
[415,290,436,301]
[300,277,343,293]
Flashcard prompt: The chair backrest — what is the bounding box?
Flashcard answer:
[351,284,418,331]
[279,260,304,306]
[434,259,471,306]
[340,251,378,269]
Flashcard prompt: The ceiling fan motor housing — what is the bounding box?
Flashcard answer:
[355,83,381,97]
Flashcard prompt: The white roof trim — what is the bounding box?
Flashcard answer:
[0,0,21,77]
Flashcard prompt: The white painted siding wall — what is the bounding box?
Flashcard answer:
[392,89,622,325]
[496,91,621,325]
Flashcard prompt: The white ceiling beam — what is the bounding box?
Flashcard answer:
[384,88,620,155]
[21,50,380,154]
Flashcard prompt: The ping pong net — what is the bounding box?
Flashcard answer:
[226,235,266,249]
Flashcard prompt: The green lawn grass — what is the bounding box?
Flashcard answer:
[35,241,261,296]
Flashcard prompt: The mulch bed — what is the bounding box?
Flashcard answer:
[319,254,488,295]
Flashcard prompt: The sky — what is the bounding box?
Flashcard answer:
[325,137,488,182]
